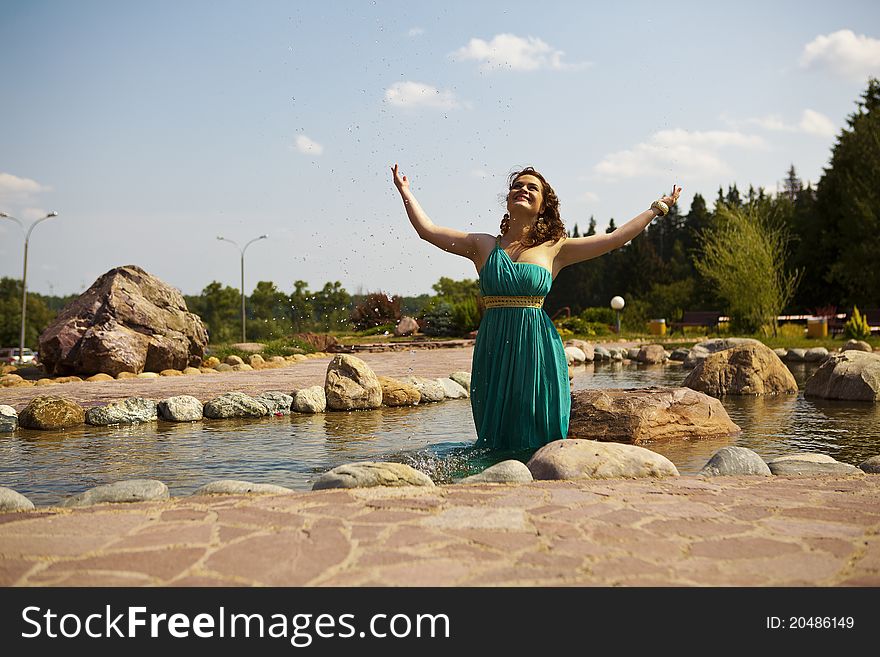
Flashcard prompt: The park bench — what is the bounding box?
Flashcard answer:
[670,311,722,334]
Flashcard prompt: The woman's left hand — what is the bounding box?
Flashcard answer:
[660,185,683,207]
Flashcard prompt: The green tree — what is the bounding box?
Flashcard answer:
[313,281,352,331]
[431,277,480,303]
[0,278,56,348]
[288,280,315,331]
[817,78,880,307]
[248,280,290,340]
[694,205,800,334]
[196,281,240,343]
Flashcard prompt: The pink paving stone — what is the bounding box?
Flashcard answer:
[628,538,689,562]
[543,504,621,524]
[588,556,671,581]
[779,506,880,525]
[354,509,430,524]
[448,529,541,552]
[531,519,586,539]
[731,553,847,584]
[0,557,37,585]
[170,575,241,587]
[299,490,357,505]
[364,497,445,510]
[546,538,618,559]
[0,511,58,526]
[727,505,777,521]
[441,491,505,505]
[595,509,652,526]
[0,511,148,537]
[204,524,351,585]
[107,523,214,550]
[688,536,805,560]
[384,526,452,549]
[35,546,206,583]
[355,549,428,567]
[489,489,550,508]
[296,504,363,519]
[34,571,153,587]
[839,575,880,586]
[516,552,583,570]
[529,504,569,516]
[802,536,861,559]
[348,524,387,542]
[159,509,211,522]
[213,507,306,528]
[759,517,867,539]
[428,543,500,562]
[589,526,663,547]
[461,565,581,586]
[0,534,117,557]
[625,500,720,519]
[218,525,257,544]
[642,518,755,538]
[547,488,611,506]
[373,558,472,586]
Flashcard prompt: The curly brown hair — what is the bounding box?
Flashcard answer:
[500,166,565,247]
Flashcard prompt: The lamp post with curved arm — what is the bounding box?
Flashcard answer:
[216,234,268,342]
[1,211,59,364]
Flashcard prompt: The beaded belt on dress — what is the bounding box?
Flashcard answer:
[482,295,544,309]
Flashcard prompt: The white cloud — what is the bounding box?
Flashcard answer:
[725,109,837,138]
[450,33,591,72]
[800,29,880,81]
[593,129,766,181]
[384,81,462,109]
[0,172,50,203]
[798,109,837,137]
[295,134,323,155]
[407,27,424,37]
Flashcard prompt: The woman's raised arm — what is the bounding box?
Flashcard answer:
[392,164,477,259]
[554,185,682,269]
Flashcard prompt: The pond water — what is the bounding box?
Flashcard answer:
[2,361,879,506]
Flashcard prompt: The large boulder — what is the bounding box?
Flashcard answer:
[38,265,208,376]
[18,396,85,430]
[683,337,762,368]
[804,351,880,402]
[0,405,17,433]
[568,387,740,444]
[527,439,679,480]
[158,395,204,422]
[63,479,169,507]
[378,376,421,407]
[698,446,772,476]
[684,343,798,396]
[85,397,158,426]
[292,386,327,413]
[460,460,533,484]
[203,392,268,419]
[0,487,35,511]
[842,340,872,353]
[254,391,293,416]
[636,344,667,364]
[400,376,446,403]
[394,316,420,336]
[325,355,383,410]
[312,462,434,490]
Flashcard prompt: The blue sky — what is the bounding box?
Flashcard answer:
[1,0,879,298]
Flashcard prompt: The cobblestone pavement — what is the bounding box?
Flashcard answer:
[2,475,878,587]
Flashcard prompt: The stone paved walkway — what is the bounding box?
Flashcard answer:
[2,475,878,586]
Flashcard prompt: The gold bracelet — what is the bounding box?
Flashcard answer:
[650,200,669,216]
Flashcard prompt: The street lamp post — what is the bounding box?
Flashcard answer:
[1,211,59,363]
[217,234,268,342]
[610,296,625,335]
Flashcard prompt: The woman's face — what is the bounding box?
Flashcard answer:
[507,174,544,217]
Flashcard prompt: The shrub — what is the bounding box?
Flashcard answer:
[350,292,401,330]
[421,302,458,336]
[777,323,806,339]
[843,306,871,340]
[451,297,481,333]
[580,307,617,325]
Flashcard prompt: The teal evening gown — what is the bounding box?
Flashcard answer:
[470,237,571,450]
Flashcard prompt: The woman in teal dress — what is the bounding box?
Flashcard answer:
[392,164,681,450]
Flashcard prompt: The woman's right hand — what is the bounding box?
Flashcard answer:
[391,163,409,193]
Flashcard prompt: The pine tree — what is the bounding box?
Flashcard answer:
[783,164,803,202]
[586,216,596,236]
[605,218,617,234]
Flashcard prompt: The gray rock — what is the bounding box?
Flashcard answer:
[565,340,595,362]
[627,347,641,360]
[18,396,85,430]
[224,355,245,366]
[437,378,468,399]
[858,456,880,473]
[527,439,679,480]
[569,387,740,444]
[804,351,880,402]
[215,363,234,372]
[594,346,611,361]
[460,460,533,484]
[684,338,763,368]
[804,347,830,362]
[158,395,204,421]
[312,462,434,490]
[254,391,293,415]
[683,345,711,368]
[784,348,806,362]
[0,486,35,511]
[684,343,798,396]
[85,397,158,426]
[668,348,690,362]
[842,340,872,353]
[0,404,17,433]
[698,446,772,476]
[292,386,326,413]
[378,376,420,406]
[395,316,419,337]
[401,376,446,402]
[773,348,788,359]
[565,346,587,364]
[63,479,169,507]
[325,354,383,410]
[610,349,625,361]
[449,371,471,390]
[766,453,839,465]
[203,392,268,419]
[767,460,864,477]
[637,344,667,364]
[190,480,293,496]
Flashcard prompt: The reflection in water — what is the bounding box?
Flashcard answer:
[2,361,878,506]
